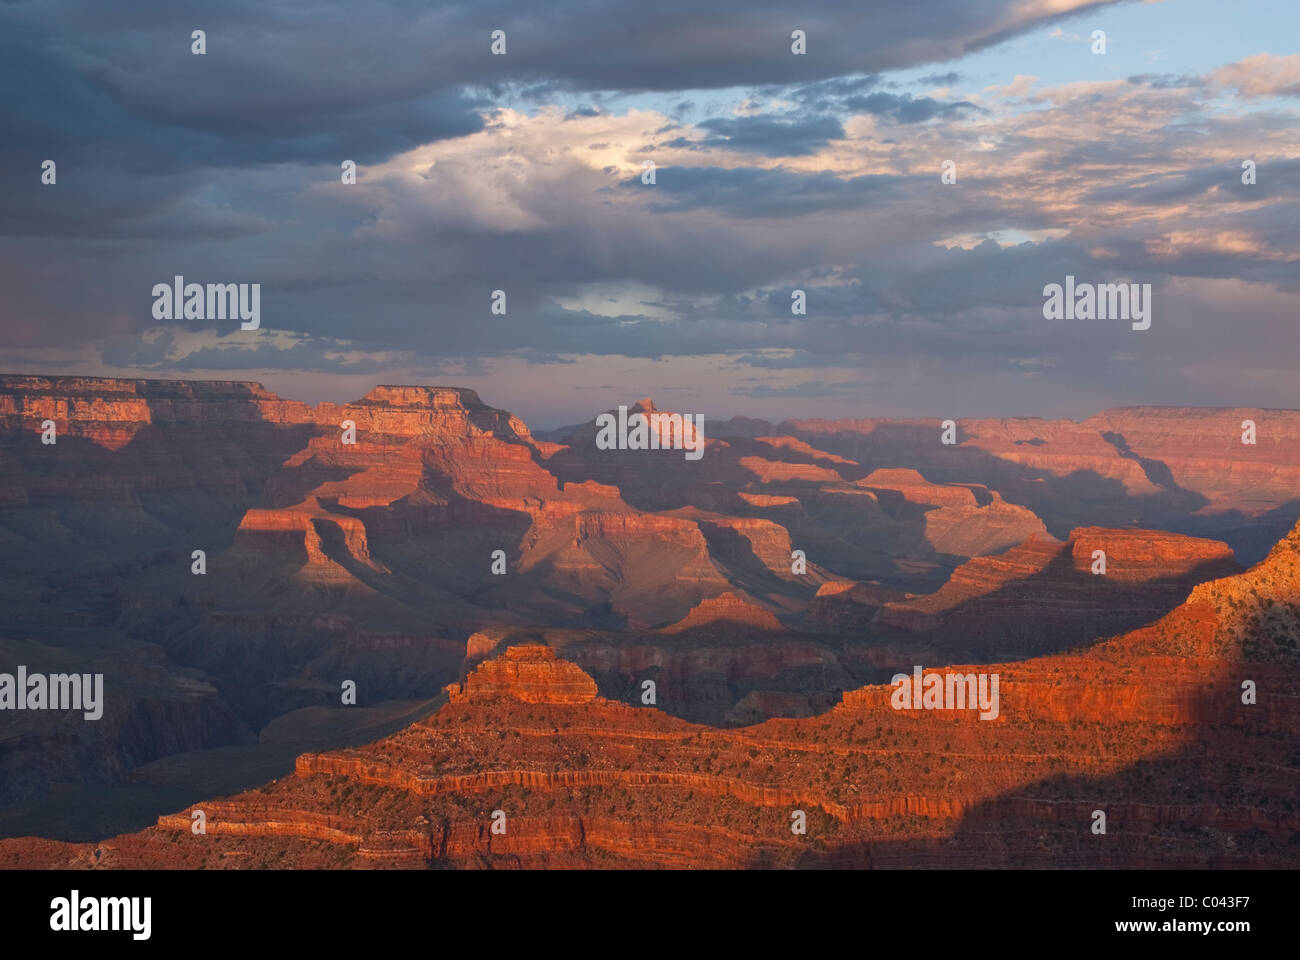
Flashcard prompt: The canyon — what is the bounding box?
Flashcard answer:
[3,514,1296,867]
[1,374,1298,859]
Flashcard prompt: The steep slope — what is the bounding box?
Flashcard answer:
[8,518,1295,869]
[2,375,1287,846]
[871,526,1242,660]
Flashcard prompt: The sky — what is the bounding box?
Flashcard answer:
[1,0,1297,428]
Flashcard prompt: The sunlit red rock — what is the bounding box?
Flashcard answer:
[2,375,1295,858]
[4,519,1295,869]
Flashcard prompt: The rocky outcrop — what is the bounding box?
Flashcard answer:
[740,456,844,484]
[6,515,1295,869]
[855,468,1052,560]
[754,436,855,465]
[550,631,854,726]
[446,645,598,705]
[873,527,1242,659]
[1,375,1290,850]
[774,408,1300,561]
[659,592,783,633]
[737,492,799,507]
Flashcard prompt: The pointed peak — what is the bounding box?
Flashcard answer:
[660,591,783,633]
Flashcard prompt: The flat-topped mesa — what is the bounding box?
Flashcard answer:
[0,373,306,427]
[354,385,486,409]
[316,385,533,444]
[1067,526,1236,578]
[0,374,323,455]
[737,491,799,507]
[0,374,282,402]
[0,375,534,445]
[857,468,988,507]
[740,456,842,484]
[1084,405,1300,446]
[445,644,598,705]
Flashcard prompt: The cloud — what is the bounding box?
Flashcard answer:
[985,74,1038,98]
[842,91,979,123]
[0,0,1124,172]
[3,0,1299,423]
[917,71,963,86]
[1212,53,1300,98]
[677,114,846,156]
[637,165,911,217]
[98,327,421,373]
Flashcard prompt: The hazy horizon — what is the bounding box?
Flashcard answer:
[10,367,1300,433]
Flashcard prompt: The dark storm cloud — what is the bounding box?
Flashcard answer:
[0,0,1091,254]
[675,115,847,156]
[0,0,1050,257]
[4,0,1299,422]
[842,91,979,123]
[78,0,1111,100]
[767,74,882,111]
[1083,157,1300,206]
[100,331,178,367]
[0,10,487,175]
[0,0,1107,173]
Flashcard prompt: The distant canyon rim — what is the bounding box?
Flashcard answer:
[0,374,1296,867]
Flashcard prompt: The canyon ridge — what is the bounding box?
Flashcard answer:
[1,375,1297,865]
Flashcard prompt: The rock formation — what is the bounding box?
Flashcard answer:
[4,514,1295,869]
[1,374,1289,846]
